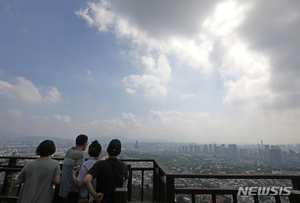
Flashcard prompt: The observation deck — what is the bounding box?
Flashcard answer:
[0,156,300,203]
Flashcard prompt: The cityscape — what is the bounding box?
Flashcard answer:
[1,137,300,203]
[1,0,300,202]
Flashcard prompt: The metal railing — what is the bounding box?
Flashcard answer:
[1,156,300,203]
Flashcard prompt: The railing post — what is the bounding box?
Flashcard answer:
[165,175,174,203]
[192,194,195,203]
[0,158,17,196]
[253,195,259,203]
[141,170,144,202]
[153,162,159,202]
[158,168,165,202]
[290,179,300,203]
[212,194,216,203]
[274,195,281,203]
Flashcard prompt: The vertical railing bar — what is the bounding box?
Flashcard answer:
[165,175,174,202]
[159,168,166,202]
[253,195,259,203]
[232,194,238,203]
[212,194,216,203]
[141,169,144,202]
[153,161,159,202]
[192,194,195,203]
[291,179,300,203]
[275,195,281,203]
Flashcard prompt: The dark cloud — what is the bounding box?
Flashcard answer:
[111,0,222,40]
[237,0,300,109]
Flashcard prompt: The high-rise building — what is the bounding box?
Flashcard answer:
[203,145,208,153]
[134,140,139,149]
[228,144,237,156]
[213,144,217,152]
[239,149,248,158]
[189,145,193,153]
[270,149,284,163]
[271,145,280,149]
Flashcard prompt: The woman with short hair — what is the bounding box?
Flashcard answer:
[16,140,61,203]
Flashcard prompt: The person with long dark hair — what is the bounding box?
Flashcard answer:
[16,140,61,203]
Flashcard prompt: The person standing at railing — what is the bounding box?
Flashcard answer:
[16,139,61,203]
[72,140,107,203]
[59,134,88,203]
[83,139,128,203]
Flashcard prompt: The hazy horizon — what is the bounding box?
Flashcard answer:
[1,0,300,144]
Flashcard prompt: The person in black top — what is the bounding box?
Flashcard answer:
[83,139,128,203]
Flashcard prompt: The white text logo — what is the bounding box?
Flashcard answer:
[237,187,292,196]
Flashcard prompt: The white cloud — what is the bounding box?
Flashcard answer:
[180,94,195,99]
[53,114,72,123]
[125,88,136,95]
[72,0,300,143]
[0,77,62,103]
[44,87,62,103]
[76,1,217,97]
[0,77,43,103]
[122,54,171,98]
[76,0,289,112]
[75,1,114,32]
[122,112,141,128]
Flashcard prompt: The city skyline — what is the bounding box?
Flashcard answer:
[1,0,300,144]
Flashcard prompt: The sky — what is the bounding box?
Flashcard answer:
[0,0,300,144]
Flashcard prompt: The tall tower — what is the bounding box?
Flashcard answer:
[261,140,264,149]
[134,140,139,149]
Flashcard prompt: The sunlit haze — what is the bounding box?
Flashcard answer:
[1,0,300,144]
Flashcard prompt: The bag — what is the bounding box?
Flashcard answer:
[106,159,125,187]
[65,184,79,203]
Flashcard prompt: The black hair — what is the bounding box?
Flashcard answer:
[36,140,56,157]
[88,140,102,157]
[76,134,88,146]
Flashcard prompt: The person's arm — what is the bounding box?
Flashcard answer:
[53,174,60,185]
[72,167,84,187]
[16,163,27,185]
[16,178,24,185]
[83,174,103,203]
[53,160,61,185]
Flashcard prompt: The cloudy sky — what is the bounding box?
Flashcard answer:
[1,0,300,144]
